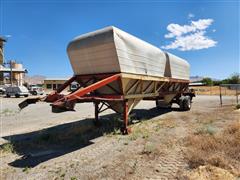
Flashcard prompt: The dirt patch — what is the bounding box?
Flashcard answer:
[179,165,235,180]
[183,120,240,177]
[0,96,239,179]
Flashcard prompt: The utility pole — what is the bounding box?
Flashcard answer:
[3,60,14,86]
[10,60,13,86]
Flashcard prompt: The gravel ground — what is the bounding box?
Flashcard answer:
[0,95,236,139]
[0,95,238,179]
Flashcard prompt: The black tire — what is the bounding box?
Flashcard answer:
[24,95,29,97]
[15,94,20,98]
[32,91,37,95]
[93,120,102,127]
[156,100,172,109]
[179,96,191,111]
[6,94,10,98]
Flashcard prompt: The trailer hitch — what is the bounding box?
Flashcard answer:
[51,99,76,112]
[18,74,120,112]
[18,91,64,110]
[18,97,42,109]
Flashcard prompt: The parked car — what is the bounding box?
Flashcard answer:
[70,82,79,92]
[0,87,6,95]
[6,86,29,98]
[29,85,44,95]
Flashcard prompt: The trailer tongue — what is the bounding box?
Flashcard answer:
[19,26,195,134]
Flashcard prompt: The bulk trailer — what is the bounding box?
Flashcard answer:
[19,26,195,134]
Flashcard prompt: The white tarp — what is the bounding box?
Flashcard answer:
[67,26,190,80]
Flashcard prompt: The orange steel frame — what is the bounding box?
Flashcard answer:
[38,72,190,134]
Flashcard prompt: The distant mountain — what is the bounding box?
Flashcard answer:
[190,76,221,82]
[24,75,46,85]
[190,76,204,82]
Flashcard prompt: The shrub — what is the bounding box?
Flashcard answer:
[184,121,240,176]
[0,143,14,153]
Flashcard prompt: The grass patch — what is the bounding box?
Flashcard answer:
[160,118,177,128]
[194,125,217,135]
[128,126,150,141]
[128,118,176,141]
[60,173,65,178]
[103,127,120,137]
[22,167,31,173]
[1,108,18,116]
[0,116,125,155]
[0,143,15,154]
[142,142,156,155]
[154,124,162,132]
[184,121,240,176]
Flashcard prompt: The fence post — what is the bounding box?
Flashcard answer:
[236,89,239,104]
[219,85,222,106]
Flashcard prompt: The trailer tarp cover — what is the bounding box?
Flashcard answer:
[67,26,190,80]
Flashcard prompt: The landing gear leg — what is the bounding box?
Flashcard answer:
[94,101,101,126]
[120,100,131,135]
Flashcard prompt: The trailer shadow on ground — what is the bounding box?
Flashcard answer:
[2,107,180,168]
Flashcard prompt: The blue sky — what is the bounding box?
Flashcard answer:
[0,0,239,79]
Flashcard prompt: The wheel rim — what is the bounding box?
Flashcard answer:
[187,99,191,109]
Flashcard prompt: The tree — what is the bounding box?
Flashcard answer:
[228,73,240,84]
[221,73,240,84]
[213,80,221,86]
[202,77,213,86]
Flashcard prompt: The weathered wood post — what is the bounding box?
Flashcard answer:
[219,85,222,106]
[236,88,239,104]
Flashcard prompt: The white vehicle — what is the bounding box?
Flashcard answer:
[29,85,44,95]
[6,86,29,98]
[70,82,79,92]
[0,87,6,94]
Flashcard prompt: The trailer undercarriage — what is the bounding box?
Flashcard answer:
[19,73,195,134]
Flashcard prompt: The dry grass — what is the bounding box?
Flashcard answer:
[4,117,125,153]
[0,108,19,116]
[192,86,237,95]
[0,143,15,155]
[127,117,177,141]
[184,120,240,176]
[127,120,152,141]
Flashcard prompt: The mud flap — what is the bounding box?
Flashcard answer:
[18,98,41,110]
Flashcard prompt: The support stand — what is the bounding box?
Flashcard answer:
[94,101,101,126]
[120,100,131,135]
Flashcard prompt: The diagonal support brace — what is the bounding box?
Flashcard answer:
[51,74,121,111]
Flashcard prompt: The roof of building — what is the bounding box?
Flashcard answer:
[0,65,27,73]
[44,77,70,81]
[189,82,206,86]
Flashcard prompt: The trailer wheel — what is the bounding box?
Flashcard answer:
[156,100,172,109]
[179,96,191,111]
[93,119,102,127]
